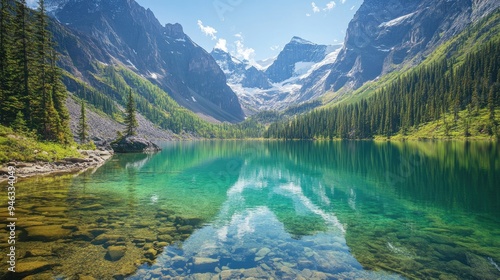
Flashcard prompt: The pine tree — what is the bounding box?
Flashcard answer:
[471,87,480,116]
[124,89,138,136]
[11,0,33,127]
[0,0,12,124]
[77,100,89,143]
[48,49,72,143]
[453,95,460,124]
[488,86,496,122]
[33,0,52,139]
[31,0,71,143]
[12,111,28,133]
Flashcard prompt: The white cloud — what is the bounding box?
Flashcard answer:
[324,1,336,11]
[311,2,320,13]
[234,34,255,62]
[323,1,337,11]
[311,1,337,15]
[270,45,280,51]
[215,38,228,52]
[341,0,347,4]
[197,20,217,40]
[350,5,356,10]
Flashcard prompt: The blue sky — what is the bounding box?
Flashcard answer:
[135,0,363,61]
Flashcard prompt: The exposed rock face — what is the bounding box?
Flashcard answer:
[265,36,329,83]
[323,0,500,91]
[111,136,161,153]
[47,0,245,123]
[66,97,176,143]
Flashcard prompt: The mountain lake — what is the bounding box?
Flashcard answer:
[1,140,499,279]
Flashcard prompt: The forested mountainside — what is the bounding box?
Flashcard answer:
[265,11,500,140]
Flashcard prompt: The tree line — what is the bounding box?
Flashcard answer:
[0,0,71,143]
[265,39,500,140]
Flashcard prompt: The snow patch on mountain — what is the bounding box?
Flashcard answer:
[254,57,277,71]
[294,62,316,76]
[379,12,417,28]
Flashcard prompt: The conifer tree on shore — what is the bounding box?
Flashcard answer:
[77,101,89,143]
[124,89,138,136]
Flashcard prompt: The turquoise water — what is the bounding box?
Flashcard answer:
[6,141,500,279]
[88,140,499,280]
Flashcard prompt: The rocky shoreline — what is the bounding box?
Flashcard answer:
[0,149,113,183]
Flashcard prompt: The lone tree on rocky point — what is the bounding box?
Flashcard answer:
[124,89,138,136]
[77,100,89,143]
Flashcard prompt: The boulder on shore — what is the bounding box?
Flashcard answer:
[111,136,161,153]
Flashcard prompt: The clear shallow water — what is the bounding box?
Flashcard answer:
[4,141,500,279]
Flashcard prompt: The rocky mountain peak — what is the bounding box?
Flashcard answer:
[165,23,184,38]
[324,0,500,91]
[265,37,329,83]
[290,36,314,45]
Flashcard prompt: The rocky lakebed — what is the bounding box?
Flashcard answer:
[0,175,203,279]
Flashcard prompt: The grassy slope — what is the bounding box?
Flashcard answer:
[376,109,500,141]
[0,125,81,163]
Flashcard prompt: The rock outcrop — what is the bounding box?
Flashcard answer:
[111,136,161,153]
[0,149,113,182]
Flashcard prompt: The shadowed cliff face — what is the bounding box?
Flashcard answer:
[47,0,245,123]
[324,0,500,91]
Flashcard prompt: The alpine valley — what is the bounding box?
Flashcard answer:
[1,1,500,280]
[28,0,498,141]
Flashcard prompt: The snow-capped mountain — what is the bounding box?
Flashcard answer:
[211,37,342,113]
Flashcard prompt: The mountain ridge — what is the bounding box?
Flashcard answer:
[47,0,245,123]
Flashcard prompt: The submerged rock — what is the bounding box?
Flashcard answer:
[106,246,127,261]
[16,261,54,275]
[144,248,158,260]
[255,247,271,262]
[111,136,161,153]
[191,257,219,273]
[26,225,72,241]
